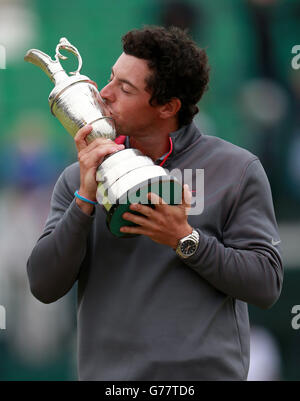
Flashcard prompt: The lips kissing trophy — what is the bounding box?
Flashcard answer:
[24,37,182,237]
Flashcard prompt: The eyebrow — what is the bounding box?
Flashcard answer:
[111,68,139,92]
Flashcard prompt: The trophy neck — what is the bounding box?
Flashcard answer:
[48,74,91,106]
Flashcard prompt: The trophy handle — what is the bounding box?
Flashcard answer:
[55,37,82,76]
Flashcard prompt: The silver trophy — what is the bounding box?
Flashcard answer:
[24,38,182,237]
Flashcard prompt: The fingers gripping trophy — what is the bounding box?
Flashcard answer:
[24,38,182,237]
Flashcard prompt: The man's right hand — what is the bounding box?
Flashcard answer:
[74,125,125,214]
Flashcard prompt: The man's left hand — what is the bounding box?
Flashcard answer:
[120,184,193,249]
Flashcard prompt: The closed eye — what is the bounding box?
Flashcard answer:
[108,72,134,94]
[121,86,131,94]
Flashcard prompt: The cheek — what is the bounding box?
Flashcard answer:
[116,96,155,124]
[118,102,141,121]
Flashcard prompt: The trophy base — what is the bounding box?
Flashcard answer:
[96,148,182,237]
[105,176,182,237]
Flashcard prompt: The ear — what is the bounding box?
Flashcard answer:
[159,98,181,119]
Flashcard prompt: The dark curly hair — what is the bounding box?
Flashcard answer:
[122,26,210,127]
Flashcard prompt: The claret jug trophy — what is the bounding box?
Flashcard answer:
[24,38,181,237]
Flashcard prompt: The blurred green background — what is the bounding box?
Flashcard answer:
[0,0,300,380]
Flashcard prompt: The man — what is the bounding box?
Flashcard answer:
[27,26,283,380]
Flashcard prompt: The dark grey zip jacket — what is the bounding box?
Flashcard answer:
[27,122,283,380]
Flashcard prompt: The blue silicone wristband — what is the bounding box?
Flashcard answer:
[74,190,97,205]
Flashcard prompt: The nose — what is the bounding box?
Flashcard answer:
[100,81,115,103]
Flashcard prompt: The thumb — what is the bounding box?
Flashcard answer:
[181,184,192,214]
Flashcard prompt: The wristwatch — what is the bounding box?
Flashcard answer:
[175,229,200,259]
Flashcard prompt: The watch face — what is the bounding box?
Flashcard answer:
[181,240,197,255]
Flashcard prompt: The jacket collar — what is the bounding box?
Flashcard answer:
[117,121,202,166]
[169,122,202,157]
